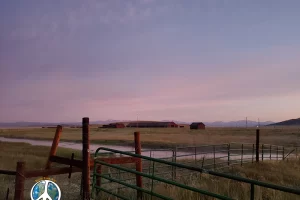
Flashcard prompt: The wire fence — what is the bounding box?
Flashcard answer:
[92,146,300,200]
[91,143,300,200]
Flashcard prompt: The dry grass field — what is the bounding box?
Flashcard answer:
[1,141,300,200]
[0,126,300,148]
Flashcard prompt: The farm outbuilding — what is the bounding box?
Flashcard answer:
[102,123,125,128]
[190,122,205,130]
[126,121,178,128]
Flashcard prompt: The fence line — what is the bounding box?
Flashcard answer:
[92,141,299,198]
[92,146,300,200]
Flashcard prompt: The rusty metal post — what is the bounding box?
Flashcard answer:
[82,117,90,200]
[256,129,260,162]
[14,162,25,200]
[45,125,63,169]
[134,132,143,200]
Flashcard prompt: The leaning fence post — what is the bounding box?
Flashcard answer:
[82,117,90,200]
[134,132,143,200]
[282,147,285,160]
[277,146,279,160]
[45,125,63,169]
[14,161,25,200]
[256,129,260,162]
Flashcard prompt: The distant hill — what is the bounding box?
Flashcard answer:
[0,119,274,128]
[0,121,58,128]
[204,120,274,127]
[267,118,300,126]
[0,121,118,128]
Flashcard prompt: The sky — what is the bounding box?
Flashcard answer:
[0,0,299,123]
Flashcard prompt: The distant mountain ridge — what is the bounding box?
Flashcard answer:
[267,118,300,126]
[203,120,274,127]
[0,119,275,128]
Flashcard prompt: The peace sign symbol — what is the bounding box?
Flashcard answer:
[30,179,61,200]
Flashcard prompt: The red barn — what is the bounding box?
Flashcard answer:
[190,122,205,130]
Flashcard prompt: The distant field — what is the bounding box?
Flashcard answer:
[0,126,300,148]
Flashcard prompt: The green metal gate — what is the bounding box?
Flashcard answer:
[91,147,300,200]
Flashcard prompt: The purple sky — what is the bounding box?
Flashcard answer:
[1,0,299,123]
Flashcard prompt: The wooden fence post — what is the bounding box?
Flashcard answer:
[241,144,244,166]
[270,145,272,160]
[174,147,177,178]
[213,145,216,170]
[134,132,143,200]
[82,117,90,200]
[68,153,75,179]
[172,149,175,180]
[14,162,25,200]
[6,188,9,200]
[96,165,102,196]
[256,129,260,162]
[194,147,197,164]
[252,144,254,163]
[262,144,264,161]
[227,144,230,166]
[45,125,63,169]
